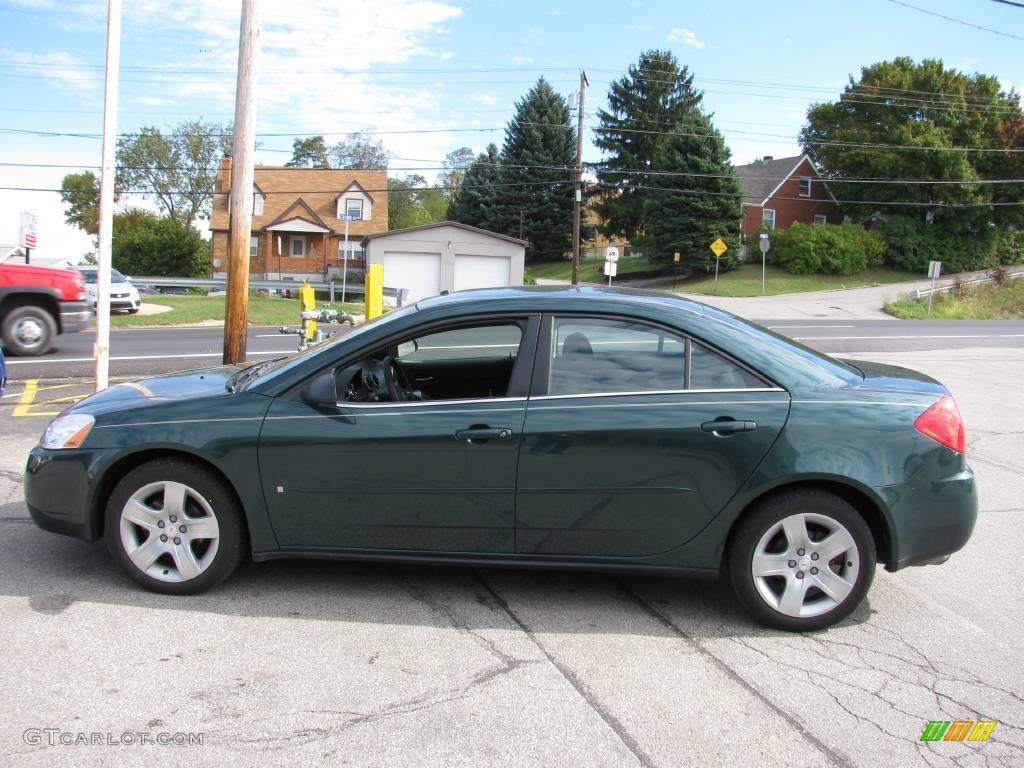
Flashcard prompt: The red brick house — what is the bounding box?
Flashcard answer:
[735,155,842,237]
[209,159,388,281]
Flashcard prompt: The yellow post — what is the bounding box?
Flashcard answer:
[299,282,316,342]
[365,263,383,320]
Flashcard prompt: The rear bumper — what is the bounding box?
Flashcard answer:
[59,301,94,333]
[882,465,978,571]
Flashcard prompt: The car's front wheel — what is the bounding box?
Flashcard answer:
[2,305,57,356]
[728,490,875,631]
[105,459,246,594]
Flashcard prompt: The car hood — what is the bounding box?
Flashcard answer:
[840,358,947,397]
[69,366,244,415]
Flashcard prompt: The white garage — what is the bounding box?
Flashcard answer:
[363,222,526,302]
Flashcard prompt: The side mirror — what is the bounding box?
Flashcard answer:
[300,370,338,407]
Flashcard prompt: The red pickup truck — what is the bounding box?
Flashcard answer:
[0,263,93,356]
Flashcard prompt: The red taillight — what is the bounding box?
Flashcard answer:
[914,395,965,454]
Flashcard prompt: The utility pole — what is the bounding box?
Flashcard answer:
[223,0,260,365]
[94,0,122,392]
[570,69,588,286]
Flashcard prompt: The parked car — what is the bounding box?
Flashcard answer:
[0,263,92,356]
[23,287,977,631]
[0,346,6,396]
[77,266,141,314]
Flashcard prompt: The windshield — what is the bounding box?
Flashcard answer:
[245,303,420,388]
[81,269,128,284]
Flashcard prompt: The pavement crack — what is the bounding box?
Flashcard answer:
[476,572,656,768]
[0,468,24,484]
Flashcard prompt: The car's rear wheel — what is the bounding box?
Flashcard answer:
[2,305,57,356]
[728,490,875,631]
[105,459,246,594]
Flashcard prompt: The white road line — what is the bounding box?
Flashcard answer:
[4,351,294,365]
[794,334,1024,341]
[767,325,857,329]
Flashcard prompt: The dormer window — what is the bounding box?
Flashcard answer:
[336,181,373,221]
[345,198,363,220]
[253,184,265,215]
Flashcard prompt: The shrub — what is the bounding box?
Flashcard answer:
[994,229,1024,266]
[878,216,1010,274]
[112,210,211,277]
[769,221,886,275]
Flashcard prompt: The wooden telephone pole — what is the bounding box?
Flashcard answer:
[223,0,260,364]
[570,69,588,286]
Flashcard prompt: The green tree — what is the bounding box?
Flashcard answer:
[642,112,742,270]
[496,77,576,262]
[329,131,391,170]
[800,57,1024,230]
[388,174,447,229]
[285,136,330,168]
[116,119,232,225]
[594,50,704,244]
[448,143,503,229]
[437,146,477,202]
[59,171,102,236]
[111,210,211,277]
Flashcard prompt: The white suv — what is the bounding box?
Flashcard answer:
[78,266,142,314]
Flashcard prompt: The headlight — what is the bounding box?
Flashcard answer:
[40,413,95,449]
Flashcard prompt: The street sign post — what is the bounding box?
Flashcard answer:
[673,251,681,288]
[605,243,619,286]
[927,260,941,315]
[19,211,37,264]
[759,233,770,294]
[709,237,728,294]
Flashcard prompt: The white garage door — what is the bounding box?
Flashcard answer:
[380,251,441,303]
[453,254,511,292]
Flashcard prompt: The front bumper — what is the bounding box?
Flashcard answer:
[25,447,106,542]
[59,301,95,333]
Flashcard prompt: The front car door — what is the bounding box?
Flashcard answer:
[258,316,538,554]
[515,314,791,558]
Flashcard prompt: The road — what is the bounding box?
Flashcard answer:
[1,323,1023,765]
[4,319,1024,380]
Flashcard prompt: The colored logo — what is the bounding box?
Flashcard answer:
[920,720,997,742]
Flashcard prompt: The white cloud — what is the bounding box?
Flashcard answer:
[0,47,101,102]
[668,28,705,49]
[512,55,533,64]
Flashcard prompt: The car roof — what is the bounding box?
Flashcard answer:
[416,285,706,316]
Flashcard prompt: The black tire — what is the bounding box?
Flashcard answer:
[105,459,247,595]
[128,308,140,314]
[728,490,876,632]
[1,304,57,356]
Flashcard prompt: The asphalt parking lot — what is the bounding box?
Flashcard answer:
[1,346,1022,767]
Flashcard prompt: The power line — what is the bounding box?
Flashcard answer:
[885,0,1024,40]
[990,0,1024,8]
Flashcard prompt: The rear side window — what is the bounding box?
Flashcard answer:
[690,342,767,390]
[549,318,686,395]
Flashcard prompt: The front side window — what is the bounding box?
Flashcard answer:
[762,208,776,229]
[549,318,686,396]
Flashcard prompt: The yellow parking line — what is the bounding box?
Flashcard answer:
[12,379,38,417]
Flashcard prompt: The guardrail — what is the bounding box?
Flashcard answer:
[128,276,408,304]
[909,268,1024,299]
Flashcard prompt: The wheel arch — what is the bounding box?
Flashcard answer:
[91,448,249,547]
[0,291,61,327]
[723,478,895,569]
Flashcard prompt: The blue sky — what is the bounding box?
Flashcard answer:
[1,0,1022,261]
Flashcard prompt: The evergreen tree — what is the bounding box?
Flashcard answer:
[642,112,742,270]
[496,77,576,263]
[285,136,331,168]
[594,50,703,244]
[449,143,503,230]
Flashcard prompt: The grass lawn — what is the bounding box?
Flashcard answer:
[886,279,1024,319]
[109,295,363,328]
[530,256,664,283]
[679,263,920,297]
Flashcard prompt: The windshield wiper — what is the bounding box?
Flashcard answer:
[225,358,279,393]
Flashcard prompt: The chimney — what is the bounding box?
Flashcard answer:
[217,155,232,192]
[762,155,773,162]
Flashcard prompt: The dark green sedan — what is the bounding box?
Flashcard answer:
[25,287,976,631]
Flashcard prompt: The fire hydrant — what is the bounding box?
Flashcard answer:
[279,282,356,351]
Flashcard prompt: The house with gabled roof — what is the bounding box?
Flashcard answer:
[209,159,388,280]
[735,155,842,237]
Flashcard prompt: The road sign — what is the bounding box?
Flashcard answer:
[673,251,681,263]
[605,245,619,262]
[604,260,617,277]
[19,211,37,249]
[709,238,728,259]
[759,233,770,254]
[928,261,941,279]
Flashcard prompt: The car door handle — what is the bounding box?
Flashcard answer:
[454,427,514,443]
[701,419,757,435]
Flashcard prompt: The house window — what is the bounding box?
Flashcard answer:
[762,209,776,229]
[249,236,259,258]
[290,236,307,258]
[814,214,828,226]
[338,240,365,260]
[799,177,812,197]
[345,198,363,220]
[253,193,264,216]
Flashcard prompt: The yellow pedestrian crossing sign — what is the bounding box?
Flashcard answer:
[710,238,728,258]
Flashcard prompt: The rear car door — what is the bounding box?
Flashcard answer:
[515,315,791,558]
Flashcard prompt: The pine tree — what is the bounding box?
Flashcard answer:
[496,77,576,263]
[449,143,503,231]
[642,112,742,270]
[594,50,703,244]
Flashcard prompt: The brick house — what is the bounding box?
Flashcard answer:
[735,155,842,237]
[209,158,388,281]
